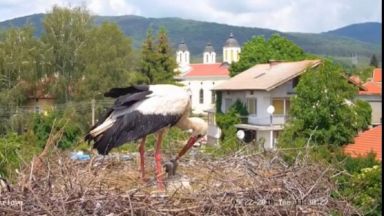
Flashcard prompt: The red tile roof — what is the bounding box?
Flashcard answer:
[344,125,382,161]
[349,68,382,95]
[181,63,229,77]
[360,81,381,95]
[373,68,382,82]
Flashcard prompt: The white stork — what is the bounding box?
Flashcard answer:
[85,84,208,190]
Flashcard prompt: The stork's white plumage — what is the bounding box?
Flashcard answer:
[85,84,208,190]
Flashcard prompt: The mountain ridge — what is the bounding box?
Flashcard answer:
[0,14,381,61]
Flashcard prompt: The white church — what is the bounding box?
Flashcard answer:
[175,33,241,115]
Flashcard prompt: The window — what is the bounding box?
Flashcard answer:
[272,98,290,115]
[272,99,284,115]
[247,98,257,115]
[224,98,233,112]
[211,91,215,104]
[199,89,204,104]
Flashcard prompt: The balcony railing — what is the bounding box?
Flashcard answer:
[247,115,288,126]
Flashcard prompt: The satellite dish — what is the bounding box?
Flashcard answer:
[236,130,245,140]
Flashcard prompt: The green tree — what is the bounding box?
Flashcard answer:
[154,27,177,84]
[42,5,92,102]
[369,54,379,67]
[138,27,177,84]
[0,26,40,98]
[138,28,158,84]
[229,34,311,77]
[280,60,371,146]
[74,22,143,100]
[0,26,44,133]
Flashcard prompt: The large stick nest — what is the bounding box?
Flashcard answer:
[0,145,358,215]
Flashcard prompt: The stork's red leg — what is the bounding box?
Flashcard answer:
[155,131,165,190]
[138,136,146,180]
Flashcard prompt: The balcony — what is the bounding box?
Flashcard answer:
[247,115,288,126]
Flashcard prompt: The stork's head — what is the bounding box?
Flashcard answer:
[189,117,208,139]
[175,117,208,161]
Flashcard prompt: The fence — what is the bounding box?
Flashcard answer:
[0,99,115,133]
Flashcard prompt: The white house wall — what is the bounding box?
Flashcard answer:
[181,78,227,114]
[220,80,294,148]
[221,80,294,124]
[358,94,382,124]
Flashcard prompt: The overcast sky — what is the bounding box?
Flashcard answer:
[0,0,381,33]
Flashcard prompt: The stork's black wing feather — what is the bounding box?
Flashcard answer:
[93,111,181,155]
[84,107,113,143]
[113,91,152,110]
[85,85,151,144]
[104,85,149,98]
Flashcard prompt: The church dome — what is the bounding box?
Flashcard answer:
[204,42,215,53]
[224,33,239,48]
[177,40,189,52]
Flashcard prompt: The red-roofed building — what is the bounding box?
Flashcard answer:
[175,34,240,115]
[344,125,382,161]
[349,68,382,125]
[373,68,382,82]
[176,63,230,114]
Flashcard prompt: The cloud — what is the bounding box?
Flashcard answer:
[0,0,381,33]
[87,0,141,16]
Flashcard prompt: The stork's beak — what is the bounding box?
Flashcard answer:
[175,135,201,160]
[186,135,198,146]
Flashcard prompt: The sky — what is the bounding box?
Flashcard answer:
[0,0,381,33]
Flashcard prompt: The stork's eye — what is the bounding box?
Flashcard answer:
[196,134,203,140]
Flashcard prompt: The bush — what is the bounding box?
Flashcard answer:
[336,163,381,215]
[0,133,22,178]
[210,100,248,156]
[0,133,39,179]
[216,99,248,133]
[32,108,83,150]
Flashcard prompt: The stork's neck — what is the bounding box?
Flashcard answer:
[176,117,208,136]
[176,117,196,131]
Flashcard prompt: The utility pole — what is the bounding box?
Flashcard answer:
[91,99,95,125]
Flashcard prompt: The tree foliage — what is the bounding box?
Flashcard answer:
[42,5,92,102]
[74,22,143,100]
[138,27,177,84]
[280,60,371,146]
[216,99,248,140]
[369,54,379,67]
[229,34,311,76]
[138,28,158,84]
[155,27,178,83]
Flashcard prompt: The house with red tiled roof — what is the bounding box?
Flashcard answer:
[344,125,382,161]
[349,68,382,125]
[175,33,240,115]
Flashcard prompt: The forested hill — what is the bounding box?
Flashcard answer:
[0,14,381,59]
[323,22,381,44]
